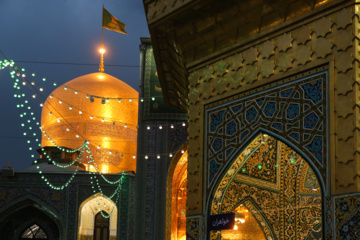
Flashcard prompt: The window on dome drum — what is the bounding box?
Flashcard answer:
[94,211,110,240]
[20,224,48,239]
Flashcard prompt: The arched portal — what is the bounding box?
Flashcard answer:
[0,196,62,240]
[210,133,323,239]
[94,211,110,240]
[165,147,188,240]
[78,194,117,240]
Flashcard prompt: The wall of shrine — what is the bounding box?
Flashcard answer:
[186,3,360,239]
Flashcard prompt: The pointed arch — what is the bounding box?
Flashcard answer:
[165,144,188,240]
[78,193,117,240]
[209,131,323,239]
[0,194,63,240]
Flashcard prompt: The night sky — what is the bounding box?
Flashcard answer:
[0,0,149,170]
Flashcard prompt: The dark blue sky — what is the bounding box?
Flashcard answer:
[0,0,149,170]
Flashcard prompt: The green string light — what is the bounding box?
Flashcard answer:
[3,59,142,218]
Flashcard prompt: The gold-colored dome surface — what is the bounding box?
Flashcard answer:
[41,72,138,173]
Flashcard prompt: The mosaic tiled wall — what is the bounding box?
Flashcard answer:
[205,66,328,198]
[143,44,187,120]
[334,194,360,239]
[186,216,201,240]
[186,4,358,221]
[0,185,66,218]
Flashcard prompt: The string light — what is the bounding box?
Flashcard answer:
[2,59,187,203]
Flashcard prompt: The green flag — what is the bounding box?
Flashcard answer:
[102,7,127,34]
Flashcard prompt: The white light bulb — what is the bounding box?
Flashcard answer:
[147,126,150,130]
[170,124,174,128]
[169,153,173,157]
[181,150,185,154]
[157,155,160,159]
[90,115,93,119]
[79,110,82,114]
[39,88,43,91]
[145,155,148,159]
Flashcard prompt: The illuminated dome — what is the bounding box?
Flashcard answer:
[41,72,138,173]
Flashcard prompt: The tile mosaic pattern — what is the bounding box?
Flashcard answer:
[335,194,360,240]
[0,185,66,217]
[210,138,322,240]
[205,66,328,197]
[186,216,200,240]
[143,45,187,121]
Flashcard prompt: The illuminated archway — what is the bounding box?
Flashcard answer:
[210,133,322,239]
[165,146,188,240]
[78,194,117,239]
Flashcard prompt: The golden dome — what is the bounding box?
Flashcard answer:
[41,72,138,173]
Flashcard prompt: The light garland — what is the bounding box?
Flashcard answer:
[2,58,189,217]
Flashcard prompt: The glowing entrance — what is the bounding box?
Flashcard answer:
[166,148,188,240]
[94,212,110,240]
[211,133,322,239]
[78,194,117,239]
[20,223,48,239]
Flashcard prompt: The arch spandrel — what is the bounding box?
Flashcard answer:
[205,66,329,200]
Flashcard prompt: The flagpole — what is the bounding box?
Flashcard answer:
[99,5,105,72]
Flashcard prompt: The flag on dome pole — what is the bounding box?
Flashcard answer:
[99,5,127,72]
[102,6,127,34]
